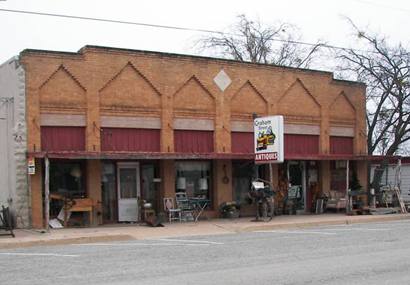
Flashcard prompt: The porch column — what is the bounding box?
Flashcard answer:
[213,160,233,211]
[269,164,279,189]
[161,160,175,203]
[30,158,43,228]
[320,161,331,195]
[356,160,368,205]
[87,160,102,225]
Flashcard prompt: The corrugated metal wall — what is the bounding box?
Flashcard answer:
[174,130,214,153]
[330,136,354,154]
[101,128,160,152]
[284,134,319,156]
[41,126,86,151]
[231,132,253,153]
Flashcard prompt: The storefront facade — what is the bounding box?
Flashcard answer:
[18,46,368,228]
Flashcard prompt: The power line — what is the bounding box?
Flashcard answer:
[2,8,408,57]
[0,8,355,52]
[0,8,220,34]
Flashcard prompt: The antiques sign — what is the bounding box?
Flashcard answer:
[254,115,284,164]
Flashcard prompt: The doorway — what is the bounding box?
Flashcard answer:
[287,161,307,212]
[117,162,140,222]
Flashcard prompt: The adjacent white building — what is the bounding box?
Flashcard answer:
[0,57,29,227]
[370,158,410,203]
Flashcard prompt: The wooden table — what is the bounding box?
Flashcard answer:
[64,198,94,227]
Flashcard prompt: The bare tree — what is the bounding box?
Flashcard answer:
[337,20,410,191]
[197,15,323,68]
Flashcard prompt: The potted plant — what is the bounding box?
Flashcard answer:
[219,201,240,219]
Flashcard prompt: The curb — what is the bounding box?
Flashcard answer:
[0,234,134,250]
[236,214,410,232]
[1,214,409,249]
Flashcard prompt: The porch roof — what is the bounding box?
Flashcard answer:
[27,151,382,161]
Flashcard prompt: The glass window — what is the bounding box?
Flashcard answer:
[50,161,85,197]
[119,168,138,199]
[175,161,211,200]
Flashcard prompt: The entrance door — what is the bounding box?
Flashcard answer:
[288,161,307,212]
[117,162,140,222]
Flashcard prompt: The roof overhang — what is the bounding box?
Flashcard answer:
[27,151,389,162]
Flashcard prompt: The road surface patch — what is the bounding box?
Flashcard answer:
[254,230,337,235]
[0,252,79,257]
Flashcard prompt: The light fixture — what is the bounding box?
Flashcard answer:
[177,177,186,190]
[70,165,82,178]
[199,178,208,191]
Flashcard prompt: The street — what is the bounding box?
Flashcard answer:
[1,220,410,285]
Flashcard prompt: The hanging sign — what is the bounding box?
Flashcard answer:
[28,157,36,175]
[254,115,284,164]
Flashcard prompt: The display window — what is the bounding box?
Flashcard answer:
[50,161,86,197]
[175,161,211,201]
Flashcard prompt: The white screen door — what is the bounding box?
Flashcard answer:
[117,162,140,222]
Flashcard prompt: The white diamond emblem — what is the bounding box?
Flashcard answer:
[213,69,231,92]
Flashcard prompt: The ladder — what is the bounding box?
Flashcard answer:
[394,187,407,214]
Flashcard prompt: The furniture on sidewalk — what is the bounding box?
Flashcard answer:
[163,197,181,223]
[0,206,15,238]
[51,193,94,227]
[175,192,195,221]
[140,200,156,222]
[325,190,347,212]
[189,197,210,222]
[64,198,94,227]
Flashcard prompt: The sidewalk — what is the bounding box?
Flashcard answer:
[1,213,409,249]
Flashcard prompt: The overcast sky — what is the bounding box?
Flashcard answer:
[1,0,409,68]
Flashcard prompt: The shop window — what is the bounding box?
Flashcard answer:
[175,161,212,201]
[50,161,86,197]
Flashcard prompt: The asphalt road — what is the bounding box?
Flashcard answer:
[1,220,410,285]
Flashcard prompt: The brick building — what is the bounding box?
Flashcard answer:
[1,46,368,228]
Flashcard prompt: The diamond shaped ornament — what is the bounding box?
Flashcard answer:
[213,69,232,92]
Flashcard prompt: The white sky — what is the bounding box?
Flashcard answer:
[1,0,409,67]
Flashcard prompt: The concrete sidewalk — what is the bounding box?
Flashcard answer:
[1,213,410,249]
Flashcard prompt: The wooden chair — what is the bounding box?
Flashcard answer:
[163,198,181,223]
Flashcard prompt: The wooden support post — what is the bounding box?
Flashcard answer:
[346,160,351,213]
[44,156,50,231]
